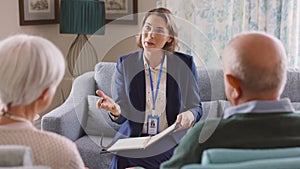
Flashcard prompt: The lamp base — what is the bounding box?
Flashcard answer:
[67,34,98,77]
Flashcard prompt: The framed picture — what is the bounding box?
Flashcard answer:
[19,0,59,25]
[105,0,138,24]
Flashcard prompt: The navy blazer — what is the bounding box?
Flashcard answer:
[112,50,202,138]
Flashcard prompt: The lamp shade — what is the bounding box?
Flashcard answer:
[60,0,105,35]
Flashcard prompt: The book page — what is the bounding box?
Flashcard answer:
[146,123,178,147]
[107,136,151,152]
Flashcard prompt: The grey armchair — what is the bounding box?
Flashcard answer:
[42,62,118,169]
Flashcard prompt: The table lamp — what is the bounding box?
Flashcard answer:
[60,0,105,77]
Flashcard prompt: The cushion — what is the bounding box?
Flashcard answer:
[94,62,116,98]
[201,147,300,165]
[75,136,114,169]
[182,157,300,169]
[85,95,121,137]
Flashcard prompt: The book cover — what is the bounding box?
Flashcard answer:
[107,123,179,152]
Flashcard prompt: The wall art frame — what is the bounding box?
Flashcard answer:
[19,0,59,25]
[105,0,138,25]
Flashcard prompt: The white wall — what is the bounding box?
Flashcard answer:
[0,0,156,115]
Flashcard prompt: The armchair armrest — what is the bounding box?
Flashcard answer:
[42,72,96,141]
[0,145,33,166]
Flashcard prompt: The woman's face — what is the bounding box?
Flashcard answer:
[141,14,172,51]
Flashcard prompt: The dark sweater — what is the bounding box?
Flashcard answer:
[161,112,300,169]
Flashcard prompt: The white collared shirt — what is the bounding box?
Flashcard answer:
[142,55,169,133]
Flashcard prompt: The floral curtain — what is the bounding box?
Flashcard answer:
[157,0,300,68]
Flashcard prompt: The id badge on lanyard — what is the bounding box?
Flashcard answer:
[147,114,159,135]
[146,55,165,136]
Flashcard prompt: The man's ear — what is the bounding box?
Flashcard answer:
[38,87,51,101]
[167,37,173,43]
[226,74,241,100]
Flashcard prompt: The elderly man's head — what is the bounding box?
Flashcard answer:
[222,32,287,106]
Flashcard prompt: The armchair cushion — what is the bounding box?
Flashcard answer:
[75,136,113,169]
[201,147,300,165]
[85,95,121,137]
[94,62,116,97]
[182,157,300,169]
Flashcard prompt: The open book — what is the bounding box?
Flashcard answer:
[107,123,180,152]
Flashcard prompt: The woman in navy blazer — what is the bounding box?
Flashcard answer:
[97,8,202,169]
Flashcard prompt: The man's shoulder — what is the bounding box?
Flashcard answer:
[232,112,300,118]
[189,112,293,133]
[189,118,223,135]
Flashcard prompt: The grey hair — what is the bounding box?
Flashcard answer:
[0,34,65,112]
[226,32,287,95]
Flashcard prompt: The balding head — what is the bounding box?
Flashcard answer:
[222,32,287,105]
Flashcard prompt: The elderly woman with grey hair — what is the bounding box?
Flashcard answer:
[0,34,86,169]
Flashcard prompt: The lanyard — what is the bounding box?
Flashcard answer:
[148,56,165,111]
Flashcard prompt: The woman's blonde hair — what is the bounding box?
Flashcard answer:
[0,34,65,112]
[136,7,179,52]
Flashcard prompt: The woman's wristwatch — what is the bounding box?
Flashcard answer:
[108,104,121,120]
[109,112,120,121]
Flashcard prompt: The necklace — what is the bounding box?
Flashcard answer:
[0,111,32,125]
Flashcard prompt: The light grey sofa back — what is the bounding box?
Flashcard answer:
[197,68,300,102]
[94,62,226,101]
[94,62,300,112]
[281,68,300,102]
[197,68,225,101]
